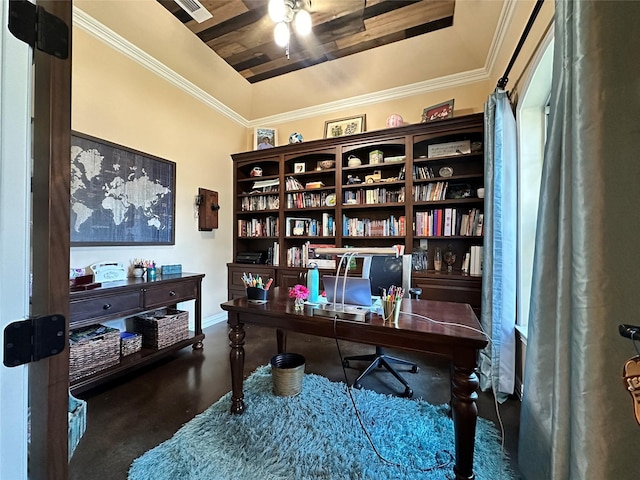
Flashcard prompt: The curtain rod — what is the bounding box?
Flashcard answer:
[497,0,545,90]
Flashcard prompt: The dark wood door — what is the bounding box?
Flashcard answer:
[28,1,72,478]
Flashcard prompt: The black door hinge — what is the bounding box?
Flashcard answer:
[8,0,69,59]
[3,314,66,367]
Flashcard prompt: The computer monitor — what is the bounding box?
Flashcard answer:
[362,254,412,298]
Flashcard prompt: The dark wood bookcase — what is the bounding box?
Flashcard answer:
[229,113,484,314]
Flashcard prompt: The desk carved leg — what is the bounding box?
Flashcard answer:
[228,314,245,415]
[451,362,479,480]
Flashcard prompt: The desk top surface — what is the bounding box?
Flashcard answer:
[70,272,204,298]
[221,287,487,351]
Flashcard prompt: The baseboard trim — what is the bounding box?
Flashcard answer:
[202,312,227,329]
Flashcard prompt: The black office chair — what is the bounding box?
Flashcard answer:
[342,255,421,398]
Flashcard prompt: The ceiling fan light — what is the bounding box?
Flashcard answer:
[274,22,290,47]
[268,0,286,23]
[294,9,312,36]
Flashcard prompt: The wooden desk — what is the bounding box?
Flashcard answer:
[221,287,488,480]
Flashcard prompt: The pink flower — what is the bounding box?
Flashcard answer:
[288,284,309,300]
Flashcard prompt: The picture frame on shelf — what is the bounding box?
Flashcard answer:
[255,127,277,150]
[70,132,176,246]
[294,162,306,173]
[421,99,454,123]
[323,114,366,139]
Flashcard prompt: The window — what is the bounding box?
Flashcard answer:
[516,34,554,338]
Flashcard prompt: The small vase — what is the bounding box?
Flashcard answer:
[132,267,145,278]
[294,297,305,312]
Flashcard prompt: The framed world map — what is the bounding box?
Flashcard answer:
[70,132,176,245]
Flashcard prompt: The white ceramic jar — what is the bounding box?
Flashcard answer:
[347,155,361,167]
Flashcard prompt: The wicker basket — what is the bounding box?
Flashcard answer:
[69,325,120,382]
[120,331,142,356]
[270,353,305,397]
[134,308,189,350]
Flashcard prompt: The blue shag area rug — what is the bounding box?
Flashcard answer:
[129,366,514,480]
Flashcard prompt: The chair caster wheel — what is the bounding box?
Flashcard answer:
[411,365,419,373]
[403,388,413,398]
[354,383,363,389]
[342,360,350,368]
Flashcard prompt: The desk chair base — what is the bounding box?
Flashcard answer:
[343,347,419,398]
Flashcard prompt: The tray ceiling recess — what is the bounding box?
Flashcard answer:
[158,0,456,83]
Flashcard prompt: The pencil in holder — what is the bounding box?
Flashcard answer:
[246,286,268,304]
[382,298,402,324]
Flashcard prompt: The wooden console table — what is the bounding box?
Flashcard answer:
[69,272,205,394]
[221,287,488,480]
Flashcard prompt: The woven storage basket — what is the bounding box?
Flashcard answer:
[134,308,189,350]
[69,325,120,382]
[120,331,142,356]
[270,353,305,396]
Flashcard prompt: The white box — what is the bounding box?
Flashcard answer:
[427,140,471,158]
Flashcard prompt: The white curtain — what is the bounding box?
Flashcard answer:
[479,89,517,402]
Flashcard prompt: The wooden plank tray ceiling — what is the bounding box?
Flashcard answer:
[158,0,455,83]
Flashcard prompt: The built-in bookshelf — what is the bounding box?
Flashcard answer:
[229,113,484,314]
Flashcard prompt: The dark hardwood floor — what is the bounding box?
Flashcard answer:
[69,321,522,479]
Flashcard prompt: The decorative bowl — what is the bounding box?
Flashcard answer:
[318,159,335,170]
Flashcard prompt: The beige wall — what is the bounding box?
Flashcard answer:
[245,0,554,148]
[251,80,492,149]
[71,27,244,323]
[74,0,253,119]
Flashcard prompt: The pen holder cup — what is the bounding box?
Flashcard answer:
[246,286,268,303]
[382,299,402,324]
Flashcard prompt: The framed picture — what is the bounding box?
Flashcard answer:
[323,114,366,139]
[294,162,306,173]
[421,99,454,123]
[255,127,277,150]
[70,132,176,246]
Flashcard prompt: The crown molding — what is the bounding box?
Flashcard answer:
[248,68,489,127]
[73,2,515,128]
[485,0,520,88]
[73,7,250,127]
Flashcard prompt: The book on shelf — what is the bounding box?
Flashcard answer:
[287,191,330,208]
[285,176,304,191]
[444,208,453,236]
[342,215,405,237]
[286,217,311,236]
[285,216,330,237]
[469,245,483,276]
[305,181,325,189]
[461,252,470,274]
[321,212,335,237]
[251,178,279,191]
[272,241,279,266]
[474,213,484,236]
[237,216,278,237]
